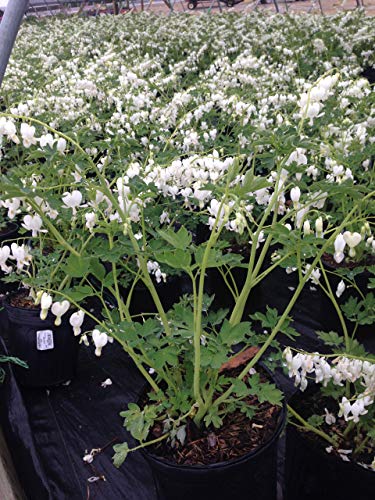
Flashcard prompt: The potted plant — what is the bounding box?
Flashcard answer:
[283,338,375,500]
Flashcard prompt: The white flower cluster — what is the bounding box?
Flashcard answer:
[283,347,375,423]
[0,118,66,152]
[298,74,339,125]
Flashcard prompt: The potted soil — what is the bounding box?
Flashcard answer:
[4,290,80,387]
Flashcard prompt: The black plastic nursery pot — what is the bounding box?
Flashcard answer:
[4,296,80,387]
[285,423,375,500]
[142,403,286,500]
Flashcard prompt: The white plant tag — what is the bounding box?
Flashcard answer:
[36,330,54,351]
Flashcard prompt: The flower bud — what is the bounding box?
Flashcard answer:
[69,310,85,336]
[303,220,311,236]
[315,217,323,238]
[40,292,52,320]
[290,186,301,205]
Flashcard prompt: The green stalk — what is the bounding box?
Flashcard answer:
[319,264,351,399]
[229,164,283,325]
[127,229,171,336]
[108,234,130,322]
[287,405,336,446]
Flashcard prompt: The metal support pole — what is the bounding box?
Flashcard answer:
[0,0,29,88]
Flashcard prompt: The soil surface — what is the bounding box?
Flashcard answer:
[323,252,375,270]
[9,291,39,309]
[148,361,282,465]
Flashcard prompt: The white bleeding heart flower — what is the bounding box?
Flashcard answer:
[85,212,96,232]
[324,408,336,425]
[39,133,54,148]
[56,137,67,153]
[0,246,12,273]
[285,148,307,166]
[334,234,346,264]
[34,290,44,305]
[2,120,20,144]
[290,186,301,205]
[40,292,53,320]
[51,300,70,326]
[101,378,112,388]
[22,214,43,237]
[1,198,21,219]
[336,280,346,298]
[343,231,362,257]
[315,217,324,238]
[62,190,83,215]
[69,310,85,336]
[20,123,37,148]
[303,220,311,236]
[92,329,108,357]
[10,243,32,270]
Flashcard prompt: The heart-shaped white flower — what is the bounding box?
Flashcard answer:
[62,190,83,215]
[22,214,43,237]
[92,329,108,357]
[343,231,362,248]
[51,300,70,326]
[0,246,11,273]
[343,231,362,257]
[69,310,85,336]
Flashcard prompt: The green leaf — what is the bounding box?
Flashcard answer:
[65,254,90,278]
[316,331,344,347]
[248,373,283,406]
[307,415,324,427]
[219,320,251,346]
[64,285,94,302]
[90,258,106,281]
[231,378,249,397]
[157,227,192,250]
[237,170,271,196]
[239,403,256,420]
[157,249,191,269]
[204,408,223,429]
[113,443,129,468]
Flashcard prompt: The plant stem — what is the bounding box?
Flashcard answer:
[287,404,336,446]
